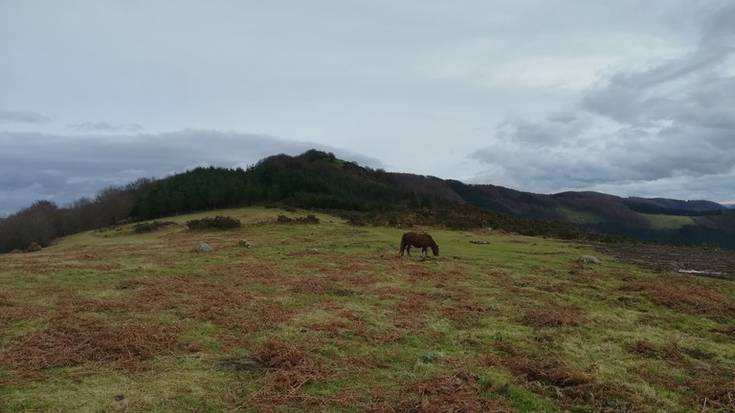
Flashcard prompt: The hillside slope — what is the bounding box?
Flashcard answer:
[2,149,734,252]
[2,208,734,411]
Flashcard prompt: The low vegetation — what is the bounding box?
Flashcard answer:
[185,216,241,230]
[1,207,733,412]
[4,149,733,255]
[132,221,176,234]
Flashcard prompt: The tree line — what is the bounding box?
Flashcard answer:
[3,150,729,253]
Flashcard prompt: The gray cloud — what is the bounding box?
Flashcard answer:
[0,110,50,124]
[67,122,143,132]
[1,1,731,206]
[0,130,381,216]
[471,2,735,202]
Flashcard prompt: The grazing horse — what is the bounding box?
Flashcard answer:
[399,232,439,257]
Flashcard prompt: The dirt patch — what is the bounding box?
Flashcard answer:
[369,371,515,413]
[622,276,735,321]
[588,242,735,279]
[0,315,178,374]
[519,304,586,328]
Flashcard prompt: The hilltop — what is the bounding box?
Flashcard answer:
[1,207,734,411]
[2,149,734,254]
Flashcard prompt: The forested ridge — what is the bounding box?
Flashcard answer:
[2,149,733,253]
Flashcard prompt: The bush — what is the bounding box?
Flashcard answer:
[26,242,42,253]
[186,216,241,230]
[133,221,176,233]
[276,214,320,224]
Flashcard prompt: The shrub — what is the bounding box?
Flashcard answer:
[133,221,175,233]
[276,214,320,224]
[25,242,42,253]
[186,216,241,230]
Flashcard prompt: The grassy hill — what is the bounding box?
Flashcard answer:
[2,207,734,412]
[2,150,734,254]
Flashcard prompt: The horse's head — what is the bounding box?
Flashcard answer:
[430,242,439,256]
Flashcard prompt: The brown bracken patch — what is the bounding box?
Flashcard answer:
[489,342,646,411]
[626,339,682,362]
[0,315,178,373]
[519,303,586,328]
[685,365,735,411]
[441,302,488,326]
[246,340,341,408]
[0,293,45,329]
[623,276,735,321]
[368,371,515,413]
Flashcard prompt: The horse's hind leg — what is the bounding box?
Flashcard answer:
[422,247,427,257]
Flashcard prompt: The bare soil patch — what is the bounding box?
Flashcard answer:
[588,242,735,279]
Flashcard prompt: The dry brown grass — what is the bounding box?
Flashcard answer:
[519,303,587,328]
[441,302,488,326]
[489,342,646,411]
[307,309,404,344]
[623,276,735,320]
[246,340,343,408]
[626,339,682,362]
[685,366,735,411]
[0,314,178,374]
[0,292,45,329]
[368,371,515,413]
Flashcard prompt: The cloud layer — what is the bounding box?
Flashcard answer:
[0,110,50,124]
[0,130,380,216]
[1,1,732,212]
[471,3,735,202]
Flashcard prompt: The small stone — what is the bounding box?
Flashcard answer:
[238,239,252,248]
[577,255,601,264]
[198,242,212,253]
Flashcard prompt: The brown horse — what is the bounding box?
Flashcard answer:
[399,232,439,257]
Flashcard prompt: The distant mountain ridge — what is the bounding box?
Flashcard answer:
[241,150,735,247]
[2,149,734,252]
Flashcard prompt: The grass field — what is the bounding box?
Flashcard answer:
[641,213,696,230]
[1,207,734,412]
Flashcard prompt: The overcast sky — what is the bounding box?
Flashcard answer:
[1,0,734,215]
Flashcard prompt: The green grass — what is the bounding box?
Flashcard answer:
[641,213,696,230]
[1,207,734,412]
[558,207,605,225]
